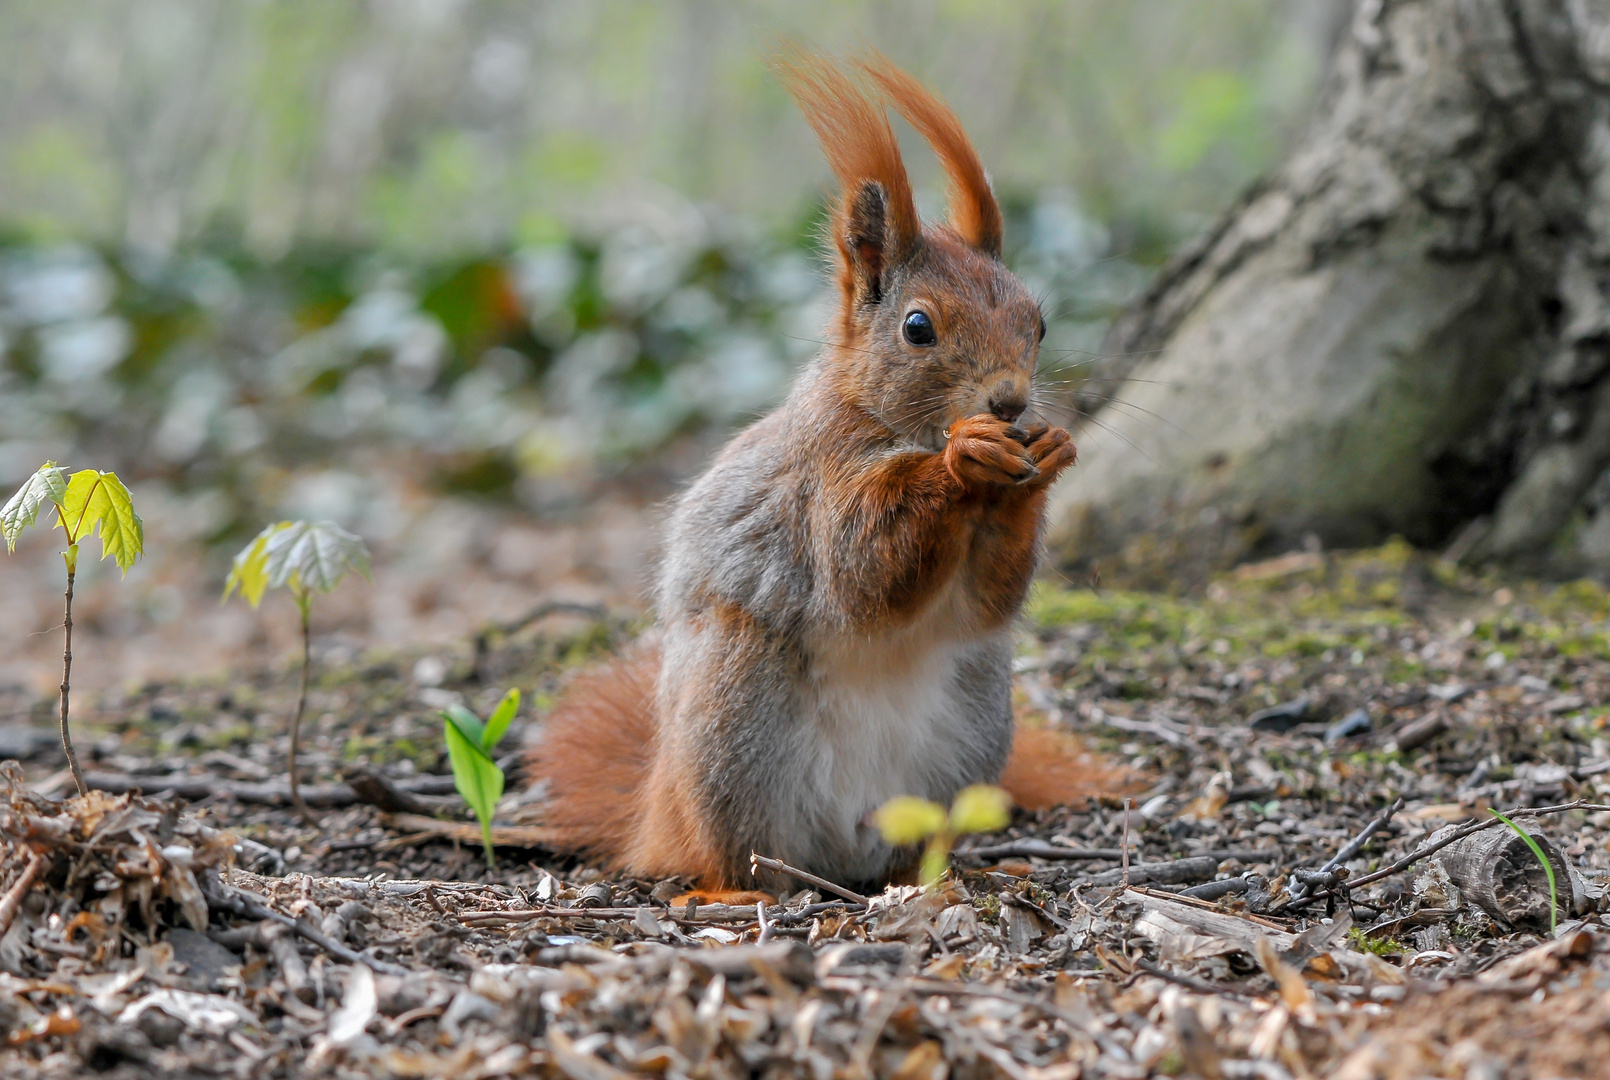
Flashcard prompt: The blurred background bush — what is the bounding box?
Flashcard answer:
[0,0,1346,692]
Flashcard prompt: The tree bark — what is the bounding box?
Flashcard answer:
[1049,0,1610,583]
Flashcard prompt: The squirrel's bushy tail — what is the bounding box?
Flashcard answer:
[524,646,658,869]
[1000,723,1139,811]
[528,648,1131,868]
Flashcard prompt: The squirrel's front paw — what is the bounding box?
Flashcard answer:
[1014,422,1077,487]
[945,414,1039,487]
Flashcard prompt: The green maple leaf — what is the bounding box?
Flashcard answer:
[224,520,371,608]
[1,462,68,552]
[59,470,144,574]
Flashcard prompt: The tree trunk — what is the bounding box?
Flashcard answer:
[1048,0,1610,584]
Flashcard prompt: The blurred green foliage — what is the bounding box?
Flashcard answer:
[0,1,1337,253]
[0,1,1342,548]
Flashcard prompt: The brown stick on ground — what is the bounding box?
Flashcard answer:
[0,851,46,940]
[379,812,562,849]
[750,852,870,905]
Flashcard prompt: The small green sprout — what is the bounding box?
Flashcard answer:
[1489,807,1558,932]
[224,520,370,825]
[875,784,1012,887]
[441,689,520,869]
[2,462,144,796]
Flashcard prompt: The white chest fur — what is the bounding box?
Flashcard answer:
[792,589,1009,879]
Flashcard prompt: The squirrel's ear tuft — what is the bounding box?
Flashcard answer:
[857,52,1002,258]
[771,45,919,308]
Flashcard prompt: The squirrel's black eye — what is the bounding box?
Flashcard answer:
[903,310,936,346]
[1037,315,1047,342]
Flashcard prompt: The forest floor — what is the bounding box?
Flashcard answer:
[5,540,1610,1079]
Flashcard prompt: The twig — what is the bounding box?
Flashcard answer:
[960,841,1130,860]
[379,812,560,849]
[1086,855,1218,888]
[1132,957,1261,1000]
[472,600,609,679]
[1284,797,1404,908]
[58,566,86,796]
[343,767,461,815]
[456,900,862,927]
[0,851,45,939]
[289,600,316,827]
[1325,796,1404,873]
[751,852,870,905]
[79,772,457,807]
[756,900,772,944]
[203,877,413,977]
[959,840,1270,862]
[1120,799,1132,888]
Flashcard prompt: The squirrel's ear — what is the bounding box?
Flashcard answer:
[772,46,920,307]
[841,179,899,305]
[858,54,1002,258]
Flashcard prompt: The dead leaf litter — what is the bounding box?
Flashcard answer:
[4,544,1610,1078]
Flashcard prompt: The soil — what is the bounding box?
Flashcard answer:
[4,540,1610,1079]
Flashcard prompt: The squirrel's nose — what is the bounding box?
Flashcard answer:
[989,395,1026,423]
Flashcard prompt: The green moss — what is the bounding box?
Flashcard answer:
[1348,927,1404,956]
[200,723,253,749]
[972,892,1001,926]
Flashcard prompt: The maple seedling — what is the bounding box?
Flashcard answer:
[441,689,520,869]
[875,785,1012,887]
[224,520,370,826]
[2,462,144,796]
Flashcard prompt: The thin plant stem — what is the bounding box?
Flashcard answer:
[59,564,85,797]
[288,594,316,827]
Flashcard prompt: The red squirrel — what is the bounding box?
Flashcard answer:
[528,50,1125,897]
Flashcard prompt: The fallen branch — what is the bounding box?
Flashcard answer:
[1325,797,1404,874]
[1086,855,1219,888]
[1132,958,1261,1001]
[343,767,461,815]
[80,771,458,807]
[750,852,870,905]
[959,839,1270,863]
[1281,799,1404,910]
[456,898,863,928]
[379,811,561,849]
[0,850,45,940]
[202,876,413,977]
[471,600,611,680]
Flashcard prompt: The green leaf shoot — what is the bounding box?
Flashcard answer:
[223,519,371,827]
[875,784,1013,887]
[443,704,487,748]
[875,796,948,846]
[224,520,371,608]
[1489,807,1558,932]
[482,689,520,749]
[440,690,520,869]
[949,785,1012,835]
[1,461,67,552]
[1,461,144,797]
[444,720,504,868]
